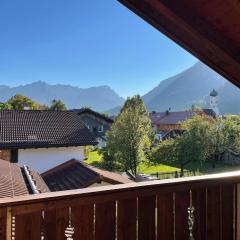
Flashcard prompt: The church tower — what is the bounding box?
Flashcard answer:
[210,89,219,116]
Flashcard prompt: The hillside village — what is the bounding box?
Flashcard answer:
[0,87,240,195]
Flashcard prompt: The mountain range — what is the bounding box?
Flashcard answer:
[1,62,240,114]
[0,81,124,112]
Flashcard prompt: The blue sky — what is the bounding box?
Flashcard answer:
[0,0,197,97]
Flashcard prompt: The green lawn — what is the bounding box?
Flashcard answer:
[85,150,240,176]
[85,150,180,174]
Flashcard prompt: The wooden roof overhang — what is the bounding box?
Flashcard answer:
[118,0,240,87]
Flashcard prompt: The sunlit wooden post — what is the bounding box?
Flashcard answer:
[6,207,12,240]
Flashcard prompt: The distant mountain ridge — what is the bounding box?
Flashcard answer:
[0,81,124,112]
[142,62,226,112]
[107,62,240,115]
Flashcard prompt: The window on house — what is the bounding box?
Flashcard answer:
[98,125,103,132]
[10,149,18,163]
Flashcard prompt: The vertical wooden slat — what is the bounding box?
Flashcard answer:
[118,198,137,240]
[175,190,190,240]
[95,201,116,240]
[44,208,68,240]
[221,184,234,240]
[157,192,174,240]
[236,184,240,240]
[138,195,156,240]
[72,204,94,240]
[15,210,41,240]
[0,208,7,240]
[206,186,221,240]
[192,188,207,240]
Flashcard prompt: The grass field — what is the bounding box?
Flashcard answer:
[85,150,240,175]
[85,150,180,174]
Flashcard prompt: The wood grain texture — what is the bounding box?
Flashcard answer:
[138,195,156,240]
[44,208,68,240]
[95,201,116,240]
[118,198,137,240]
[206,186,221,240]
[192,188,207,240]
[72,204,94,240]
[15,210,41,240]
[0,208,6,240]
[175,190,190,240]
[157,193,174,240]
[221,184,234,240]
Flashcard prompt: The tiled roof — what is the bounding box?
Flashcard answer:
[0,110,97,149]
[71,108,114,123]
[42,159,132,192]
[150,109,216,126]
[0,160,49,198]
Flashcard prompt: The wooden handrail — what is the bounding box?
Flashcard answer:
[0,171,239,239]
[1,170,240,207]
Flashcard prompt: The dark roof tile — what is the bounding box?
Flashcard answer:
[0,110,97,149]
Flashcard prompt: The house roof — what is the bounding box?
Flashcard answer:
[72,108,114,124]
[0,110,97,149]
[0,160,49,198]
[118,0,240,90]
[150,109,215,126]
[42,159,132,192]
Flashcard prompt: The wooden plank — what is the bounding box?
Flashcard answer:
[157,193,174,240]
[118,198,137,240]
[236,184,240,240]
[175,190,190,240]
[95,201,116,240]
[138,195,156,240]
[192,188,207,240]
[44,208,68,240]
[0,208,7,240]
[2,171,240,210]
[206,186,221,240]
[15,210,41,240]
[72,204,94,240]
[221,184,234,240]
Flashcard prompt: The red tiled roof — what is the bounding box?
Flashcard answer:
[42,159,132,192]
[0,160,49,198]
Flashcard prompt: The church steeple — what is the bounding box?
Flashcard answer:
[210,89,219,116]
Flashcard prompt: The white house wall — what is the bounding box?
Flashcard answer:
[18,146,84,173]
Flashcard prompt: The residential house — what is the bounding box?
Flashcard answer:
[0,110,97,173]
[42,159,132,192]
[150,109,216,140]
[72,108,114,147]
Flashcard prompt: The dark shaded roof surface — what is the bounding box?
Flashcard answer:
[0,160,49,198]
[72,108,114,123]
[0,110,97,149]
[42,159,132,192]
[150,109,216,126]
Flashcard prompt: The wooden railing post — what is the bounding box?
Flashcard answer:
[236,184,240,240]
[6,207,12,240]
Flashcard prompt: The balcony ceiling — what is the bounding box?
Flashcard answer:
[119,0,240,88]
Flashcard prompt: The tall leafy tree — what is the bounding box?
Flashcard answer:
[105,95,153,176]
[7,94,39,110]
[50,99,67,111]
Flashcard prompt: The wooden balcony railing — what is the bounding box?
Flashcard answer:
[0,171,240,240]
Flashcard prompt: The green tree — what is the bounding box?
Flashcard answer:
[0,102,12,110]
[104,95,153,176]
[50,99,67,111]
[7,94,39,110]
